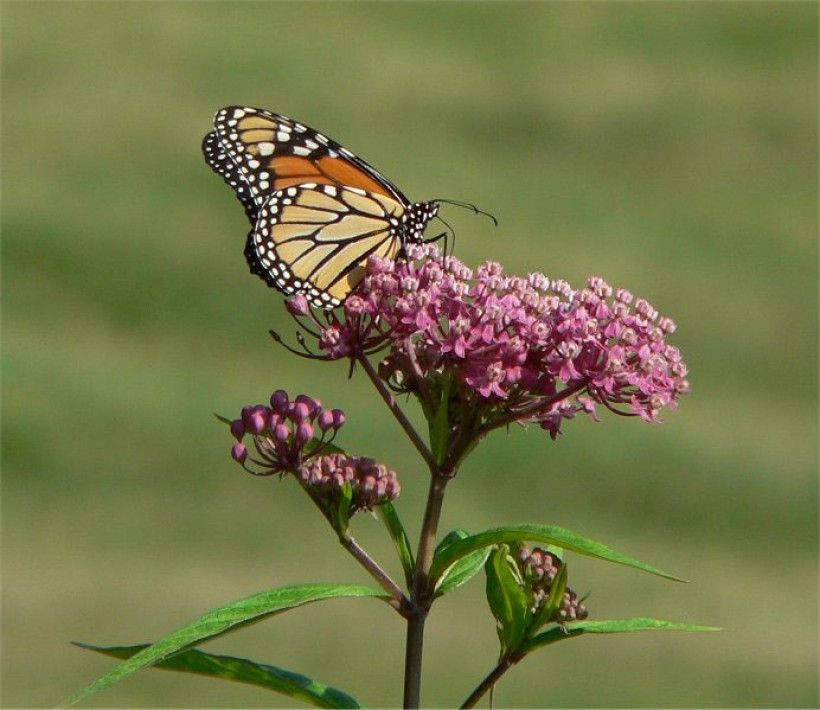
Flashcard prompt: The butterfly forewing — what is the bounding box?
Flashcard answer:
[202,131,257,224]
[211,106,408,206]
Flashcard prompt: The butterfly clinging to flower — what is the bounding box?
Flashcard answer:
[202,106,443,308]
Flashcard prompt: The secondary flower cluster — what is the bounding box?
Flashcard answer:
[228,390,400,515]
[518,546,588,623]
[299,452,400,511]
[229,390,344,475]
[284,245,689,438]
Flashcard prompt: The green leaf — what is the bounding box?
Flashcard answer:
[378,502,414,587]
[214,413,233,426]
[64,583,384,706]
[521,617,722,654]
[429,524,684,585]
[73,643,361,709]
[435,529,469,555]
[304,438,345,457]
[484,546,529,655]
[434,530,491,596]
[429,374,452,465]
[331,482,353,534]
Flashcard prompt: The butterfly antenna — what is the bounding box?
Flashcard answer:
[432,198,499,227]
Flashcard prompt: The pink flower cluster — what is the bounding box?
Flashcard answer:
[229,390,345,475]
[286,245,689,437]
[299,452,400,511]
[518,545,588,623]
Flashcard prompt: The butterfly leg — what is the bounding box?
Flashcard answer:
[426,230,453,257]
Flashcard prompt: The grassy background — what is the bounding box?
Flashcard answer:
[2,2,817,707]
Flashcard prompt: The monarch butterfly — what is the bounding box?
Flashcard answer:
[202,106,442,308]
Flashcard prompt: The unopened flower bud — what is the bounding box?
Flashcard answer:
[270,390,289,413]
[296,421,314,444]
[231,443,247,463]
[247,410,267,435]
[295,394,319,415]
[318,410,335,431]
[231,389,346,477]
[331,409,346,428]
[286,294,310,316]
[230,419,245,441]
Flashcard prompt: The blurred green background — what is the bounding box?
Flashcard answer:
[2,2,817,707]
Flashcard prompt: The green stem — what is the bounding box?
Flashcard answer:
[354,352,453,707]
[460,654,517,708]
[403,473,450,708]
[356,353,437,472]
[415,474,449,589]
[477,379,589,437]
[339,533,410,614]
[402,606,427,708]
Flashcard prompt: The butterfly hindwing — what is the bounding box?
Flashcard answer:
[251,183,405,307]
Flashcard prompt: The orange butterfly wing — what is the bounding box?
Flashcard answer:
[204,106,436,307]
[209,106,407,207]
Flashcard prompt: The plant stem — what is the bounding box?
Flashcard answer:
[403,606,427,708]
[478,378,590,436]
[415,474,449,588]
[356,353,438,472]
[403,473,450,708]
[301,485,409,613]
[356,352,453,707]
[460,655,517,708]
[339,533,410,614]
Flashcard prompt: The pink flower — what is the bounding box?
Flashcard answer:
[282,245,689,440]
[298,453,400,512]
[518,545,589,622]
[227,389,344,476]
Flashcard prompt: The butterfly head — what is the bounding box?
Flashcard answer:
[401,202,440,244]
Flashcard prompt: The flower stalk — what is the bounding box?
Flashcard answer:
[460,654,518,709]
[357,352,438,473]
[235,245,689,708]
[404,472,450,708]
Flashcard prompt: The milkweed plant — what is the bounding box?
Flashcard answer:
[68,244,717,708]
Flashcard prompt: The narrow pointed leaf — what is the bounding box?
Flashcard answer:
[434,530,490,596]
[64,583,384,706]
[378,502,414,586]
[73,643,361,709]
[332,482,353,533]
[522,617,722,654]
[485,546,529,654]
[304,438,344,457]
[429,524,684,584]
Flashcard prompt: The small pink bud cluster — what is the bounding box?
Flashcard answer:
[518,546,589,623]
[285,245,689,438]
[298,452,400,511]
[284,291,389,360]
[229,390,345,475]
